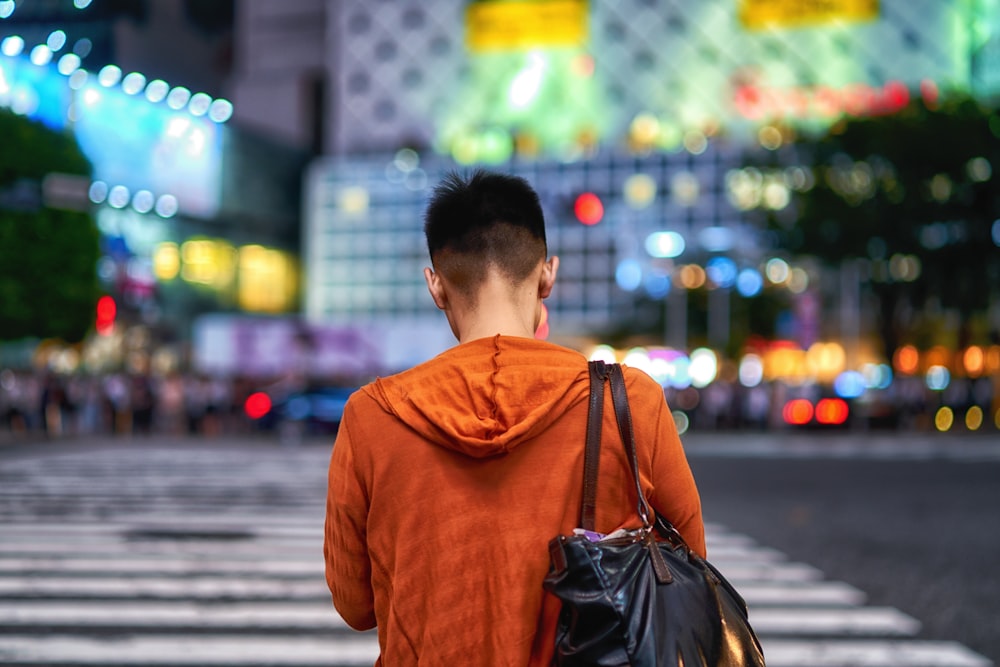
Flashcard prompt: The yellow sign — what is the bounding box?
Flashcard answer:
[466,0,588,52]
[739,0,879,30]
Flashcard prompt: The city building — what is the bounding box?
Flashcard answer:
[238,0,997,371]
[0,0,308,373]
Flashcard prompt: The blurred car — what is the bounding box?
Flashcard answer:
[781,396,852,430]
[245,385,357,435]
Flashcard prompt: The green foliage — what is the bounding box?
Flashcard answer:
[0,109,99,343]
[0,109,91,183]
[762,93,1000,350]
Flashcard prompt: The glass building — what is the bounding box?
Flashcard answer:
[302,0,999,367]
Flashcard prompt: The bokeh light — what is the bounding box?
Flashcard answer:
[623,173,656,208]
[706,256,737,288]
[645,231,685,258]
[815,398,849,425]
[739,354,763,387]
[965,406,983,431]
[934,407,954,432]
[1,35,25,57]
[689,348,717,388]
[894,345,919,375]
[588,345,617,364]
[736,268,763,297]
[244,392,272,420]
[615,259,642,291]
[834,370,866,398]
[574,192,604,225]
[783,399,814,425]
[765,257,790,284]
[97,65,121,87]
[925,365,950,391]
[672,410,690,435]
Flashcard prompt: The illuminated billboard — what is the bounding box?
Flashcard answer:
[331,0,993,157]
[0,53,223,218]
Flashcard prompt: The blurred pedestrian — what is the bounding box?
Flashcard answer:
[103,373,131,435]
[40,373,67,437]
[183,375,208,435]
[323,170,706,665]
[156,371,186,434]
[131,373,155,435]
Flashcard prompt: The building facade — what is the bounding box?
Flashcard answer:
[283,0,999,368]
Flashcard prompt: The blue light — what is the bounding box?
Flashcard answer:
[698,226,734,252]
[644,272,671,298]
[736,268,763,297]
[834,370,866,399]
[615,259,642,291]
[706,256,737,288]
[862,363,893,390]
[925,365,950,391]
[645,231,685,258]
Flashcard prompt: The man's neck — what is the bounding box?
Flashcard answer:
[454,281,539,344]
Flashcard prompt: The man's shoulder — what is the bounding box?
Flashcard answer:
[618,364,666,400]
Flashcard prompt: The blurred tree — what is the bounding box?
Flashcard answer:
[0,109,100,343]
[762,92,1000,356]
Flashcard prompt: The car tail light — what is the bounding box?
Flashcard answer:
[782,398,814,425]
[815,398,849,425]
[244,392,272,420]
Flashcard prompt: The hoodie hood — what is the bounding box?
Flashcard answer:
[366,335,590,458]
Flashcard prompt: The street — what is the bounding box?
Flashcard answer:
[687,431,1000,665]
[0,431,996,666]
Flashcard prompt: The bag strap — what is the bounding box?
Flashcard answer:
[580,360,607,531]
[582,361,675,583]
[582,361,654,531]
[606,363,654,529]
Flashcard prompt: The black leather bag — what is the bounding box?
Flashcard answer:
[543,361,766,666]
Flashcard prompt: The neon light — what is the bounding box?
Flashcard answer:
[733,80,914,121]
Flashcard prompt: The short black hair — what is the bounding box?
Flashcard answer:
[424,169,547,293]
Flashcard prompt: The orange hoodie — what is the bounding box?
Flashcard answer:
[324,335,705,666]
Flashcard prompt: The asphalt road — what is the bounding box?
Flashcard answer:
[685,432,1000,664]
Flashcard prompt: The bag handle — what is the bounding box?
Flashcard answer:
[582,361,652,530]
[583,361,675,583]
[580,360,607,531]
[606,363,655,530]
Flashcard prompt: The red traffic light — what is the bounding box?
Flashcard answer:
[244,392,272,420]
[574,192,604,225]
[95,296,116,336]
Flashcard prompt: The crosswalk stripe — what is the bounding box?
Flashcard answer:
[0,635,991,667]
[760,639,994,667]
[0,600,350,631]
[2,600,921,637]
[0,443,993,667]
[0,577,866,607]
[0,634,380,666]
[750,606,921,636]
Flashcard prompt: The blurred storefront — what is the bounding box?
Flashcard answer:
[2,1,998,433]
[0,21,308,376]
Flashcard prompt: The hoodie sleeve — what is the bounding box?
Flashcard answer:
[324,398,377,630]
[628,370,707,559]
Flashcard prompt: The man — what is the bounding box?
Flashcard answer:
[324,170,705,666]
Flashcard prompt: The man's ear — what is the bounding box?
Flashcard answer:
[424,267,448,311]
[538,255,559,299]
